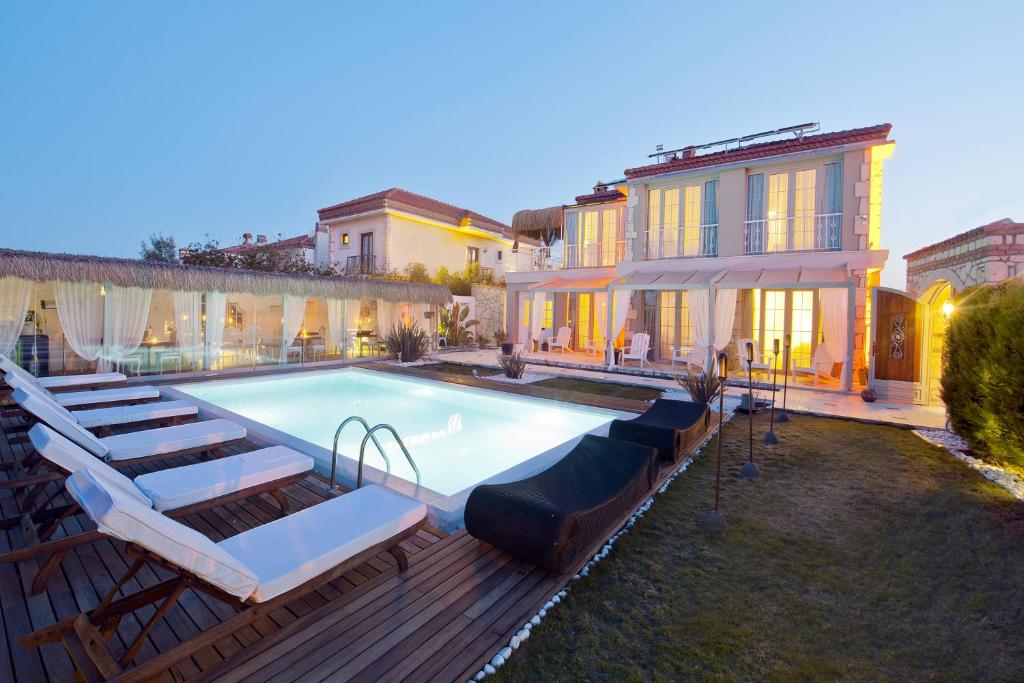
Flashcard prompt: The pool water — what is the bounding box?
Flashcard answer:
[174,368,615,496]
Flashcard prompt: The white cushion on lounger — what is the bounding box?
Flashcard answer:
[71,400,197,429]
[218,484,426,602]
[11,387,109,457]
[134,446,313,512]
[100,419,246,462]
[53,385,161,408]
[66,470,259,600]
[35,372,127,389]
[28,423,149,505]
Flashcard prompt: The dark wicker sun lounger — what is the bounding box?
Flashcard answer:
[608,398,709,465]
[464,434,657,573]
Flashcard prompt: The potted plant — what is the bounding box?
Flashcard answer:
[495,329,513,355]
[676,368,724,428]
[496,349,528,379]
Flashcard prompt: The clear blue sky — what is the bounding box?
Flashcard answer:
[1,1,1021,288]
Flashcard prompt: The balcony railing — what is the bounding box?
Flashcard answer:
[344,255,378,275]
[505,241,626,273]
[744,213,842,255]
[644,224,718,260]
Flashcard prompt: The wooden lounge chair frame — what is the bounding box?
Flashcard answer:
[21,521,425,682]
[0,454,305,595]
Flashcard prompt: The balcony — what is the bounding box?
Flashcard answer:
[505,241,626,273]
[744,213,842,255]
[644,224,718,260]
[344,254,378,275]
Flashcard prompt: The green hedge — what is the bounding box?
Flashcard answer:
[942,280,1024,467]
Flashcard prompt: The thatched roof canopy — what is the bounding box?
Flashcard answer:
[511,206,563,243]
[0,248,451,305]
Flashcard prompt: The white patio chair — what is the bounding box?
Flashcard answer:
[737,338,771,375]
[621,332,651,368]
[550,326,572,354]
[4,371,159,409]
[669,345,691,371]
[792,344,836,384]
[0,353,127,391]
[11,385,197,431]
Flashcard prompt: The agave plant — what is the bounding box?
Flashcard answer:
[496,349,528,379]
[383,322,429,363]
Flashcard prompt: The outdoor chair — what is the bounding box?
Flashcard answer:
[464,434,657,573]
[608,398,709,465]
[621,332,651,368]
[549,326,572,354]
[3,370,160,409]
[737,338,771,376]
[8,385,197,434]
[0,423,314,594]
[20,470,427,682]
[792,344,837,384]
[0,353,127,392]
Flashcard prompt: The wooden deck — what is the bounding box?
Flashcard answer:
[0,369,705,682]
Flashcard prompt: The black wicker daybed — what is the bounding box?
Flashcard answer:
[464,434,657,573]
[608,398,709,465]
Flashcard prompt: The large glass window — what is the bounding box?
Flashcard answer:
[762,290,786,364]
[790,290,814,367]
[576,293,592,351]
[601,208,618,265]
[793,169,817,250]
[767,174,789,252]
[581,211,599,267]
[647,189,661,258]
[658,292,676,359]
[662,188,680,257]
[682,185,702,256]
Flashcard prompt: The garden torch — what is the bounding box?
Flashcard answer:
[703,351,729,534]
[777,334,791,423]
[763,338,780,444]
[742,341,760,478]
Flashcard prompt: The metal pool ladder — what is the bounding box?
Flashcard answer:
[329,417,422,494]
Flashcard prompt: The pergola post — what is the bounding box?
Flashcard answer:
[606,285,615,369]
[706,284,716,373]
[842,282,856,390]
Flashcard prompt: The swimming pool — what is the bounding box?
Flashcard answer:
[168,368,625,529]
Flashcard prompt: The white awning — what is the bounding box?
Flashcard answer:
[528,276,615,292]
[613,270,716,290]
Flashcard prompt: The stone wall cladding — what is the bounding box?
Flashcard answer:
[471,284,506,343]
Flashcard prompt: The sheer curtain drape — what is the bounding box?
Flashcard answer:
[689,288,711,360]
[101,286,152,371]
[204,291,227,370]
[375,300,394,337]
[281,295,307,361]
[172,291,203,363]
[326,299,346,354]
[593,292,608,350]
[54,281,105,365]
[712,289,737,352]
[819,288,849,362]
[0,277,32,357]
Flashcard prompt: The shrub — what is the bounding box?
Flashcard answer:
[493,329,508,346]
[383,322,430,363]
[676,368,724,407]
[496,349,528,379]
[477,332,491,349]
[942,281,1024,467]
[438,302,478,347]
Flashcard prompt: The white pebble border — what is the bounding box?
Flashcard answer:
[468,410,734,681]
[913,429,1024,501]
[486,372,553,385]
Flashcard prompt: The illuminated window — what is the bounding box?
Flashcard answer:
[577,293,592,351]
[582,211,599,267]
[659,292,676,359]
[790,290,814,367]
[342,233,350,245]
[762,290,786,364]
[647,189,661,258]
[793,169,817,250]
[543,296,553,329]
[682,185,701,256]
[751,288,761,354]
[662,189,680,257]
[767,174,789,252]
[601,208,618,265]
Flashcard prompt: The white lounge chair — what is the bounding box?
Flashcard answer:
[737,338,771,375]
[622,332,651,368]
[4,370,160,409]
[673,345,711,373]
[11,385,196,431]
[792,344,836,384]
[0,353,127,392]
[22,470,427,680]
[550,326,572,354]
[0,423,314,594]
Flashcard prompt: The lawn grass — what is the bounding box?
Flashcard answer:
[492,413,1024,682]
[531,377,664,402]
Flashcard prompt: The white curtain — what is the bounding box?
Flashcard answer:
[531,291,545,341]
[612,289,630,339]
[327,299,346,353]
[689,288,711,359]
[820,288,849,362]
[375,299,395,337]
[204,291,227,370]
[712,288,737,351]
[593,292,608,349]
[0,277,31,357]
[101,286,153,370]
[172,291,203,362]
[281,294,307,360]
[54,281,105,363]
[518,294,529,344]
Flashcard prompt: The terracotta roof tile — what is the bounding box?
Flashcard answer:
[572,189,627,206]
[317,188,513,239]
[219,233,315,254]
[624,124,893,180]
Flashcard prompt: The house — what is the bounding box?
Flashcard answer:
[505,123,896,390]
[314,188,526,278]
[218,231,319,264]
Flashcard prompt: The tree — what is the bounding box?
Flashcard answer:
[139,233,179,263]
[180,235,235,269]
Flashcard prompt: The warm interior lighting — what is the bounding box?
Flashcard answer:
[941,301,955,318]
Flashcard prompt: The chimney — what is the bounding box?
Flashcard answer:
[681,147,696,159]
[242,232,253,245]
[256,234,267,245]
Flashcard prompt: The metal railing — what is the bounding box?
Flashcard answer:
[506,240,626,272]
[743,213,842,254]
[328,415,421,494]
[358,424,420,489]
[644,224,718,260]
[344,254,378,275]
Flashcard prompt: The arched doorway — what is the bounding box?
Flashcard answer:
[920,280,954,406]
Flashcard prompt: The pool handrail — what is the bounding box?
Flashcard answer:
[329,416,392,494]
[357,424,422,490]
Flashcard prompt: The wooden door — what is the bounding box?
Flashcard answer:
[873,289,920,382]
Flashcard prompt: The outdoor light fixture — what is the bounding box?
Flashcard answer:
[941,301,955,319]
[703,351,729,534]
[742,341,760,478]
[777,334,791,423]
[763,338,780,444]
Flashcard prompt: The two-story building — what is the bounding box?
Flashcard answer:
[506,123,896,390]
[314,188,524,278]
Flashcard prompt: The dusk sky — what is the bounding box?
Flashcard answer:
[1,1,1021,288]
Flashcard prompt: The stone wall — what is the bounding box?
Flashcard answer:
[471,284,506,344]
